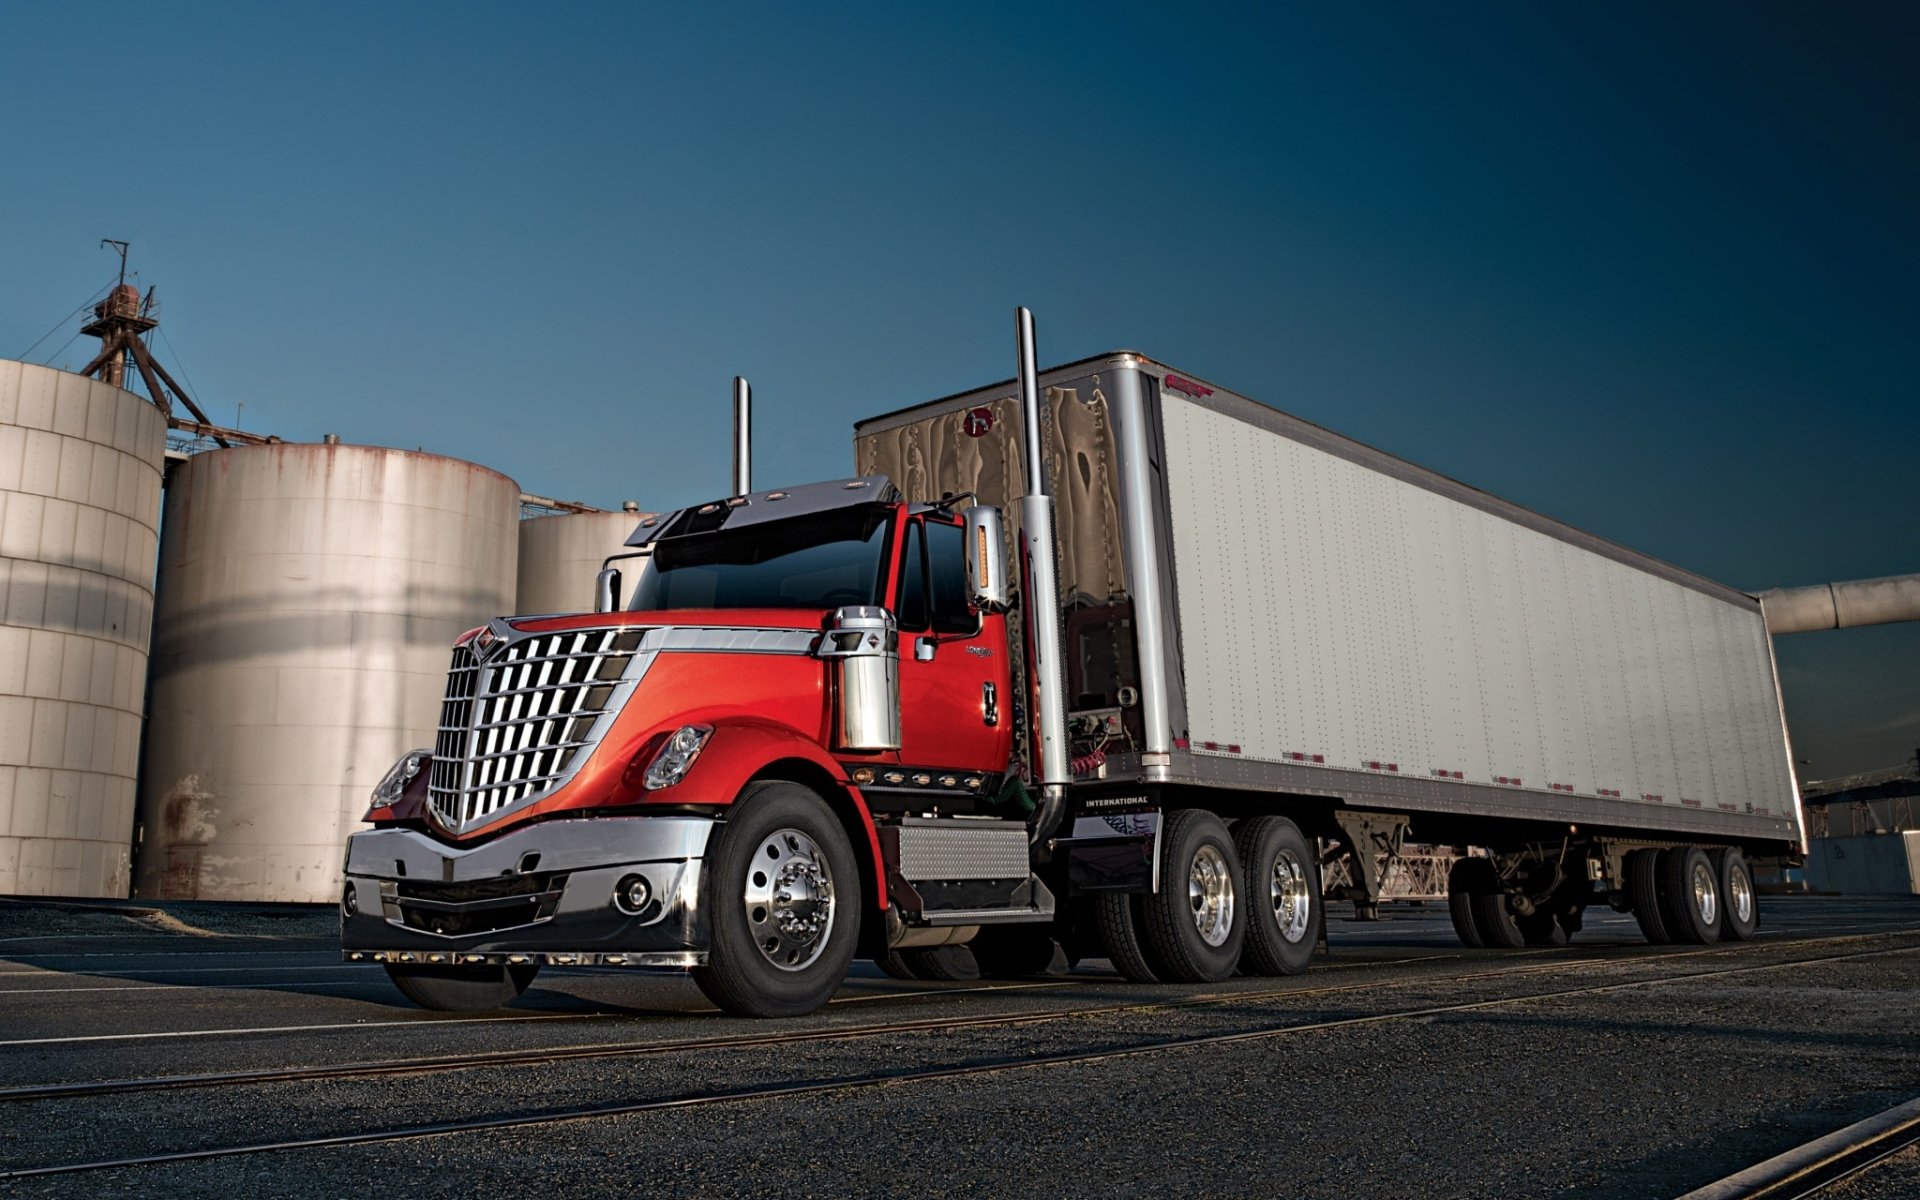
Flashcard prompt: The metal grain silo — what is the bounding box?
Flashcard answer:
[136,443,519,902]
[515,509,647,615]
[0,360,165,897]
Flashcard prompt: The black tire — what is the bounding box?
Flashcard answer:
[1658,845,1724,945]
[1715,847,1759,942]
[874,951,924,981]
[1627,848,1670,945]
[693,781,860,1017]
[1138,809,1245,982]
[1448,858,1491,948]
[1094,893,1159,982]
[1470,871,1525,949]
[383,962,538,1011]
[900,944,983,981]
[1235,815,1322,976]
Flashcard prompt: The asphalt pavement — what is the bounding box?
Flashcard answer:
[1,895,1915,1199]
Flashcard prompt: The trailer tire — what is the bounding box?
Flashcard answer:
[899,945,982,981]
[1138,809,1246,982]
[1235,815,1321,975]
[383,962,538,1011]
[1627,849,1671,945]
[1448,858,1491,948]
[1715,848,1759,942]
[1658,846,1723,945]
[693,781,859,1018]
[1095,894,1160,982]
[1471,881,1525,949]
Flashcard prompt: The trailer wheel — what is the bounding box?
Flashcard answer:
[1235,815,1321,975]
[693,781,859,1017]
[1138,809,1245,982]
[1657,846,1723,945]
[899,945,982,981]
[1471,885,1525,949]
[1094,894,1160,983]
[1627,849,1671,945]
[1715,848,1759,941]
[383,962,539,1011]
[1448,858,1491,948]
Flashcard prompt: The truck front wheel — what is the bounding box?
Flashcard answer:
[694,781,860,1018]
[383,962,539,1011]
[1235,815,1321,975]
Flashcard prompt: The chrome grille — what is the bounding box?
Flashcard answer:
[428,624,647,831]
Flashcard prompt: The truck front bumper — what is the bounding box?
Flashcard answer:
[340,815,715,969]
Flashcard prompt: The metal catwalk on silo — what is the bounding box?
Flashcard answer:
[136,442,519,903]
[516,509,649,616]
[0,360,165,897]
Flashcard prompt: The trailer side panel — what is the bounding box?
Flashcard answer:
[1157,391,1798,845]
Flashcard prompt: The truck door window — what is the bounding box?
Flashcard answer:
[897,520,929,631]
[925,520,975,635]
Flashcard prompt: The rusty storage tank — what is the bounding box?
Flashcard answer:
[515,508,648,615]
[0,360,165,897]
[136,443,519,902]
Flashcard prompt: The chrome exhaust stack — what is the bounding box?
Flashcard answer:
[732,376,752,496]
[1014,307,1069,845]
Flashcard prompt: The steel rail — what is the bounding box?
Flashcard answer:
[1677,1094,1920,1200]
[0,933,1868,1103]
[0,929,1910,1103]
[0,954,1574,1102]
[3,941,1914,1180]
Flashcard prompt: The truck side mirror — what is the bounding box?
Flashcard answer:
[595,567,622,613]
[963,505,1009,612]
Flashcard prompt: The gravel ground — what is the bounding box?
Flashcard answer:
[1,896,1915,1199]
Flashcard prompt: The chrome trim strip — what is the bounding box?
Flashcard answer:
[1758,600,1810,853]
[1108,364,1174,757]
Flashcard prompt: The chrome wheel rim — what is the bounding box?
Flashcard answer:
[1189,843,1236,948]
[1270,848,1314,943]
[743,827,836,971]
[1729,862,1754,925]
[1690,859,1718,926]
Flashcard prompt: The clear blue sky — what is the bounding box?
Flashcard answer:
[2,2,1914,779]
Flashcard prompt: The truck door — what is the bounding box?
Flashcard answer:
[894,514,1013,787]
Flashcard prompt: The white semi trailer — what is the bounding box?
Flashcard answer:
[856,345,1801,968]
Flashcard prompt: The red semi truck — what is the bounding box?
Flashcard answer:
[342,310,1804,1016]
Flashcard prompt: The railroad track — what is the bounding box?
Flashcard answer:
[1678,1094,1920,1199]
[3,935,1914,1181]
[1,929,1901,1104]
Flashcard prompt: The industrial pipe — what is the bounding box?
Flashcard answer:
[1758,574,1920,635]
[732,376,751,496]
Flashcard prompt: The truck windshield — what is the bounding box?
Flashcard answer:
[629,506,893,612]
